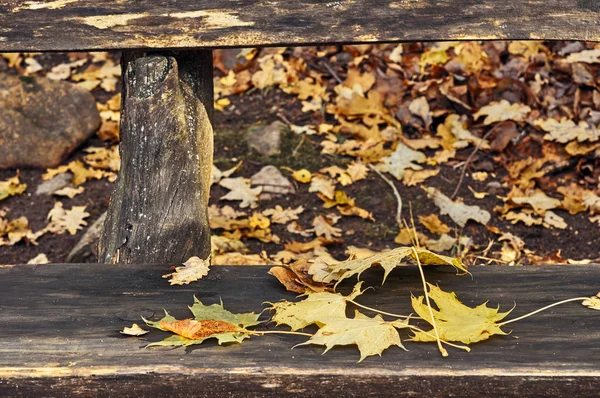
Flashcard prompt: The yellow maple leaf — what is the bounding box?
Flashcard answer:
[313,246,467,285]
[296,311,409,362]
[411,283,511,344]
[269,282,364,331]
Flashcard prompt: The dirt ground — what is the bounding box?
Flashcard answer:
[1,44,599,264]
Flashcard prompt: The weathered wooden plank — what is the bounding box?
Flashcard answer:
[1,0,600,52]
[99,51,213,264]
[1,263,600,397]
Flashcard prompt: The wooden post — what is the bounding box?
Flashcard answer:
[99,51,213,264]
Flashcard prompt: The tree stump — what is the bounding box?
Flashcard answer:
[99,51,213,264]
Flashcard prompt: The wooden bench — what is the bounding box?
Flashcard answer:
[2,1,600,396]
[2,263,600,397]
[3,0,600,263]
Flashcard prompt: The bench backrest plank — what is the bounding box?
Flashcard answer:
[1,0,600,52]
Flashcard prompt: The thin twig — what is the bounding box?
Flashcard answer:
[412,247,448,357]
[323,61,344,85]
[348,299,415,319]
[450,127,496,200]
[277,112,293,126]
[247,330,313,337]
[407,325,470,352]
[368,165,402,230]
[292,135,306,157]
[498,297,591,327]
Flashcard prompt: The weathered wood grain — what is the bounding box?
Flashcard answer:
[1,263,600,397]
[1,0,600,52]
[99,51,213,264]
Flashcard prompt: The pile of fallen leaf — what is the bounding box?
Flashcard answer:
[123,247,600,361]
[1,41,599,264]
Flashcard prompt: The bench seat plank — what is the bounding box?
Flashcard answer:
[1,263,600,396]
[1,1,600,52]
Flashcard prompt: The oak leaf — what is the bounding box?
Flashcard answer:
[162,256,210,286]
[312,215,342,240]
[377,143,426,180]
[411,283,511,344]
[296,311,409,362]
[219,177,261,209]
[582,294,600,311]
[263,205,304,224]
[423,187,490,227]
[53,186,85,199]
[45,202,89,235]
[309,175,336,199]
[534,117,600,144]
[473,100,531,125]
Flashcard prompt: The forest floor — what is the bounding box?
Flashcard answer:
[1,41,599,265]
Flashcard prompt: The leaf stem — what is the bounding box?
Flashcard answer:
[348,299,416,320]
[412,247,448,357]
[407,325,470,352]
[246,330,313,337]
[498,297,590,327]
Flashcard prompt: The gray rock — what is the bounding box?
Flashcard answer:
[250,165,295,200]
[247,121,284,156]
[0,73,101,169]
[35,173,73,195]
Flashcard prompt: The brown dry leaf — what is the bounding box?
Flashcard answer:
[263,205,304,224]
[419,42,456,73]
[423,187,491,227]
[344,68,376,94]
[211,235,247,255]
[509,189,561,215]
[424,234,457,252]
[419,214,451,235]
[439,114,490,150]
[163,256,210,286]
[534,117,600,144]
[473,100,531,125]
[120,323,149,336]
[411,283,511,344]
[346,162,368,182]
[0,175,27,201]
[53,186,85,199]
[269,259,333,294]
[45,202,89,235]
[309,175,336,200]
[508,41,546,59]
[312,215,342,240]
[402,169,440,186]
[337,205,375,221]
[454,42,487,75]
[409,96,432,130]
[213,252,277,265]
[564,49,600,64]
[219,177,261,209]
